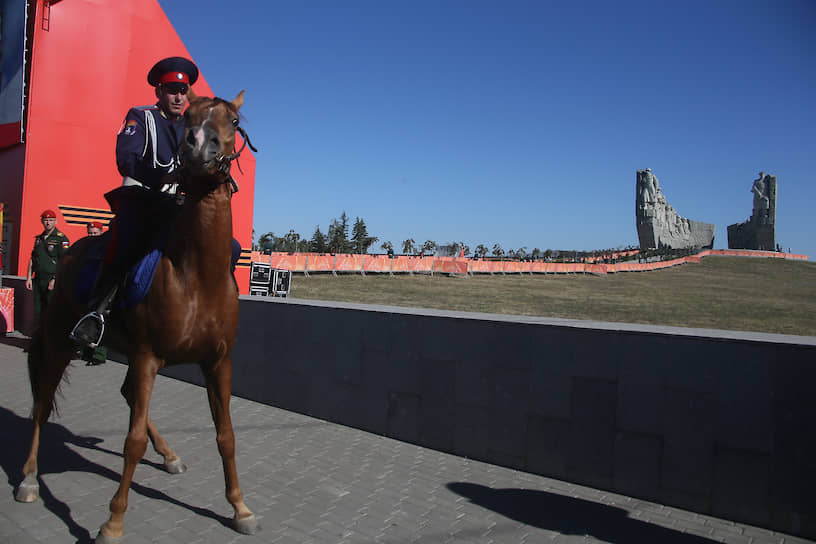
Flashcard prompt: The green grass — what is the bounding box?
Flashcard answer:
[289,257,816,336]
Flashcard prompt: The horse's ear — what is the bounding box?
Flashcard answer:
[187,86,198,101]
[231,90,245,110]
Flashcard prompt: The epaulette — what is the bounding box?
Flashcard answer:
[57,232,65,237]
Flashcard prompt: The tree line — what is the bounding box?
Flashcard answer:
[253,211,640,261]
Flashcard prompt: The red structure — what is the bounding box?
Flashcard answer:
[0,0,256,291]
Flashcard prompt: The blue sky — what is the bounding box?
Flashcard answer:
[160,0,815,258]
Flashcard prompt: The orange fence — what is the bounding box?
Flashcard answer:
[250,248,808,276]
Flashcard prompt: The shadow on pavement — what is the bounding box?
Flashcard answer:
[447,482,717,543]
[0,405,233,543]
[0,333,30,351]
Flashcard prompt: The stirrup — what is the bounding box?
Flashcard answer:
[69,312,105,349]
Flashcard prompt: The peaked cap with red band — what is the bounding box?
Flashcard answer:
[147,56,199,87]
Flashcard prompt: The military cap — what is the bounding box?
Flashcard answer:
[147,56,199,87]
[41,209,57,219]
[87,221,104,229]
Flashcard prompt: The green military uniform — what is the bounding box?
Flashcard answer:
[30,228,70,317]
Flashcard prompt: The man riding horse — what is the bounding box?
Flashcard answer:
[19,58,258,541]
[71,56,200,348]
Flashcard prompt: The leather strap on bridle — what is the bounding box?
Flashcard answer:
[211,126,258,193]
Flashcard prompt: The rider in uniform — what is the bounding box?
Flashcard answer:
[70,56,199,348]
[81,221,108,365]
[25,209,70,319]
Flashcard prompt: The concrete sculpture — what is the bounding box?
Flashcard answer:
[727,172,777,250]
[636,169,715,250]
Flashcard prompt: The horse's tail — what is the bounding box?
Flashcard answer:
[26,314,68,419]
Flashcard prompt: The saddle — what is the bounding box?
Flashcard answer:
[75,231,168,310]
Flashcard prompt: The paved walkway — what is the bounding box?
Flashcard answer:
[0,337,811,544]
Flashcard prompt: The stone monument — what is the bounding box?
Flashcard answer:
[636,169,715,250]
[727,172,777,251]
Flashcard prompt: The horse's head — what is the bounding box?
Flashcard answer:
[181,89,247,188]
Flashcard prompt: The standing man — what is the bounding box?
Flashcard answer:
[25,209,70,319]
[71,56,199,348]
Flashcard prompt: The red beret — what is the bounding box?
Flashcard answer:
[87,221,104,229]
[41,209,56,219]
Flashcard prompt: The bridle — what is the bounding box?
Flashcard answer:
[212,125,258,183]
[180,99,258,195]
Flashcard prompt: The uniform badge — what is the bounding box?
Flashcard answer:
[123,120,138,136]
[62,241,70,248]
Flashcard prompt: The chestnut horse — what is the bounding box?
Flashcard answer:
[16,89,258,542]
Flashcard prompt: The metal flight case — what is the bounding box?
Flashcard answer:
[249,262,291,297]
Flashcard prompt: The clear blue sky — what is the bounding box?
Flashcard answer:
[160,0,815,258]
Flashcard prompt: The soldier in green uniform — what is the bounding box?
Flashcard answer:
[25,209,70,319]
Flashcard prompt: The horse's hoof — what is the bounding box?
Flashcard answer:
[234,513,259,535]
[94,532,122,544]
[164,458,187,474]
[95,523,123,544]
[15,475,39,503]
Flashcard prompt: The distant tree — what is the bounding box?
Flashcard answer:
[462,243,471,257]
[327,211,350,253]
[380,241,393,251]
[421,240,437,255]
[402,238,416,255]
[516,247,528,260]
[531,248,541,260]
[251,229,257,250]
[544,249,553,259]
[492,243,504,258]
[351,217,378,254]
[474,244,489,258]
[310,225,327,253]
[282,229,301,253]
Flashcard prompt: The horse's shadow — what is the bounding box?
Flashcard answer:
[0,405,232,543]
[447,482,718,543]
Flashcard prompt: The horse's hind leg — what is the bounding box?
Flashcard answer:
[203,356,257,534]
[120,374,186,474]
[16,327,74,503]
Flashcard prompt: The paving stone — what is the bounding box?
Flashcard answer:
[0,340,811,544]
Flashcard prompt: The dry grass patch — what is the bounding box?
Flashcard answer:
[289,257,816,336]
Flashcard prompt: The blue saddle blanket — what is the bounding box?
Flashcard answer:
[75,240,164,310]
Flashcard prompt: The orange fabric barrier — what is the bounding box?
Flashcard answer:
[308,255,336,272]
[249,247,808,276]
[433,259,468,275]
[363,255,392,273]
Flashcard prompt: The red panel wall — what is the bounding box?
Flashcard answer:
[15,0,255,290]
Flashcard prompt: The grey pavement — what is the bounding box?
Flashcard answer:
[0,337,811,544]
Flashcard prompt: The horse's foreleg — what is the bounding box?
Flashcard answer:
[204,357,257,535]
[120,375,186,474]
[17,333,73,503]
[97,361,158,542]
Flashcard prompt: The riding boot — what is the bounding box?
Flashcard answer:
[69,270,121,349]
